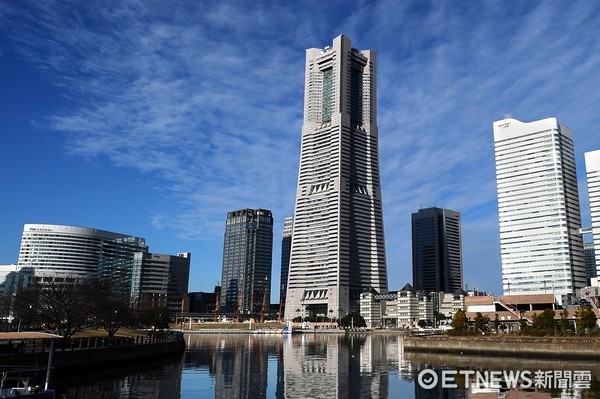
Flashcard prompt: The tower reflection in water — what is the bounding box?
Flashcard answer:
[282,334,389,398]
[185,333,401,398]
[183,334,593,399]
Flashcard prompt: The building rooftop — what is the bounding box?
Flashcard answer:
[465,296,495,306]
[499,294,555,305]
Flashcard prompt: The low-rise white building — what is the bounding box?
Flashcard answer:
[359,284,435,328]
[432,291,466,320]
[359,292,382,328]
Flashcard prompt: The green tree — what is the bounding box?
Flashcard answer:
[340,313,366,328]
[575,306,597,335]
[433,311,446,327]
[559,308,572,334]
[450,310,468,332]
[531,309,556,335]
[493,314,500,332]
[518,318,528,334]
[136,305,171,330]
[473,312,489,333]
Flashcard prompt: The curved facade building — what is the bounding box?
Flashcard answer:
[17,224,148,280]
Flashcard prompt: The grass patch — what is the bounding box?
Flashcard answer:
[72,326,147,338]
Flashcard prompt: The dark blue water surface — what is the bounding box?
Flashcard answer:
[54,333,600,398]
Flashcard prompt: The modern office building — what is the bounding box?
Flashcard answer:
[0,265,34,296]
[284,35,388,320]
[17,224,148,281]
[584,242,597,284]
[493,117,586,297]
[586,150,600,276]
[220,209,273,315]
[279,216,293,309]
[188,287,220,314]
[15,224,190,314]
[412,207,463,293]
[131,252,191,314]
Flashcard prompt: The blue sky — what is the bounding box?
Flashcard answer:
[1,1,599,300]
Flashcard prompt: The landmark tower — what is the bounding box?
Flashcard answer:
[284,35,388,320]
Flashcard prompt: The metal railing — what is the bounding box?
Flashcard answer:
[0,332,183,357]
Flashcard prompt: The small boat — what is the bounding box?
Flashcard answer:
[252,321,294,335]
[0,370,55,398]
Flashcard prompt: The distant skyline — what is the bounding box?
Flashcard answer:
[1,1,599,301]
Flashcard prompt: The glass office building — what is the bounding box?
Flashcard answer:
[220,209,273,315]
[412,207,463,293]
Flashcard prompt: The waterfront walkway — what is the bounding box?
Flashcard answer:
[0,331,185,372]
[404,334,600,360]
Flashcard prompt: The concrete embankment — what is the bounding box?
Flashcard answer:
[0,333,185,374]
[404,335,600,360]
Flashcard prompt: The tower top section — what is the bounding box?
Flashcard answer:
[303,35,377,128]
[493,117,572,141]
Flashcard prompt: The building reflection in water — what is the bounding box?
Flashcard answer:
[57,333,599,398]
[185,334,273,398]
[55,353,184,398]
[282,333,389,398]
[403,345,592,399]
[184,333,394,398]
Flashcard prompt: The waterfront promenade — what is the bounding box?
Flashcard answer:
[0,331,185,373]
[404,334,600,360]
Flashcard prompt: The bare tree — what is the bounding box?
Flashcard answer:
[13,277,96,338]
[89,277,133,337]
[0,294,14,331]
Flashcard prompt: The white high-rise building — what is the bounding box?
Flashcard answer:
[493,117,586,297]
[17,224,148,280]
[585,150,600,276]
[284,35,388,320]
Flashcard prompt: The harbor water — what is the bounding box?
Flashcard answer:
[53,333,600,398]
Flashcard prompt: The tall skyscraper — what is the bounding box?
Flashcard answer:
[279,216,293,308]
[220,209,273,315]
[586,150,600,276]
[284,35,388,320]
[493,117,586,297]
[412,207,463,293]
